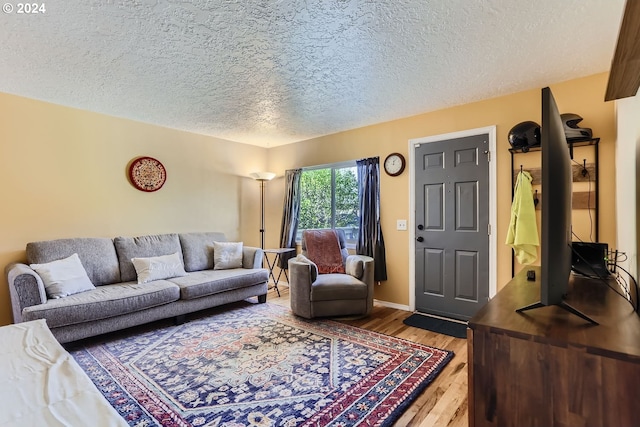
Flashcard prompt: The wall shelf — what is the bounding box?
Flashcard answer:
[508,137,600,154]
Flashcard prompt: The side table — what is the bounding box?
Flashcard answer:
[263,248,296,297]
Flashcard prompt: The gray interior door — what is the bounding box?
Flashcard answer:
[414,134,489,321]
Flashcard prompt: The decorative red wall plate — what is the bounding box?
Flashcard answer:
[128,156,166,192]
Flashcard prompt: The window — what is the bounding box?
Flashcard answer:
[297,162,359,244]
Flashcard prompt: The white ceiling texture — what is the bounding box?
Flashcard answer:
[0,0,626,147]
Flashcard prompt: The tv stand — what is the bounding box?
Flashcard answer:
[468,266,640,426]
[516,300,599,325]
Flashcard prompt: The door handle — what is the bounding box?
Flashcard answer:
[416,236,424,242]
[417,224,424,230]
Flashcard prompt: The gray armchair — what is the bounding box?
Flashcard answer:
[288,229,374,319]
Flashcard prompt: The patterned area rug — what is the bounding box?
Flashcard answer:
[70,303,453,426]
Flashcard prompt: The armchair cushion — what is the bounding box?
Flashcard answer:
[310,274,368,301]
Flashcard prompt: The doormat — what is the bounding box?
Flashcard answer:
[70,303,453,426]
[403,314,468,339]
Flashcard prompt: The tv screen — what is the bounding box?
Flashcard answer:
[516,87,597,324]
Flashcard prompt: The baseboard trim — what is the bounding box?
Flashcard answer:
[373,299,411,312]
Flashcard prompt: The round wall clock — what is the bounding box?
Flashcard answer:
[128,156,167,192]
[383,153,406,176]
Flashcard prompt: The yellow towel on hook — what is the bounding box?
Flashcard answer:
[506,171,539,264]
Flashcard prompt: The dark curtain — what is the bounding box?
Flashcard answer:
[356,157,387,282]
[278,168,302,269]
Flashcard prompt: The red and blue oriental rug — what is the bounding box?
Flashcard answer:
[70,303,453,426]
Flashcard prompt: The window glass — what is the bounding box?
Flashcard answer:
[297,164,359,243]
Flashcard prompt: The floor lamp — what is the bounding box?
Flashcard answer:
[250,172,276,249]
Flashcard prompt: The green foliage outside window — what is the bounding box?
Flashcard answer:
[298,166,359,241]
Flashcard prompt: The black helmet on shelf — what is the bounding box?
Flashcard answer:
[508,121,540,152]
[561,113,592,141]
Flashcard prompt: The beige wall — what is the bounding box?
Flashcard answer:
[0,72,617,326]
[616,93,640,282]
[266,73,617,308]
[0,92,267,325]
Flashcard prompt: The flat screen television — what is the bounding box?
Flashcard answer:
[516,87,597,325]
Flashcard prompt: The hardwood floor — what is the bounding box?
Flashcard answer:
[267,285,469,427]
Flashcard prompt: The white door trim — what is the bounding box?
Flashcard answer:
[408,126,497,312]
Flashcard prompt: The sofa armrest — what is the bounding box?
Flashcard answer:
[5,262,47,323]
[242,246,264,269]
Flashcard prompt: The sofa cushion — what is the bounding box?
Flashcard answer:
[27,238,120,286]
[114,234,183,282]
[21,281,180,328]
[178,232,227,272]
[310,274,368,302]
[30,253,96,298]
[167,268,268,300]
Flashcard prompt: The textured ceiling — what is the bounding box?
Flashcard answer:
[0,0,626,147]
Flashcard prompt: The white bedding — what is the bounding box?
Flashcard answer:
[0,319,128,427]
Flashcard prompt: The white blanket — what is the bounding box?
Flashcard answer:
[0,319,127,427]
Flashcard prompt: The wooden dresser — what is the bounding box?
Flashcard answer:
[468,266,640,427]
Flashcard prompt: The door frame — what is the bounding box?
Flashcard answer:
[408,126,497,312]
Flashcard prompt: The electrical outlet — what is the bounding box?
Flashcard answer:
[397,219,407,231]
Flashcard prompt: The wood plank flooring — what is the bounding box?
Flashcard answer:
[267,285,469,427]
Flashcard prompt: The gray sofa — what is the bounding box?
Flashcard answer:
[6,232,269,343]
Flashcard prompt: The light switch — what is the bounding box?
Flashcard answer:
[397,219,407,231]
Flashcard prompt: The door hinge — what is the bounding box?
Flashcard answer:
[486,150,491,162]
[488,224,491,235]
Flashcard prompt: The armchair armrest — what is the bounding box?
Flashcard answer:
[346,255,374,283]
[5,262,47,323]
[242,246,264,269]
[288,257,316,319]
[346,255,375,315]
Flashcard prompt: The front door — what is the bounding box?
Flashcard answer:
[414,134,490,320]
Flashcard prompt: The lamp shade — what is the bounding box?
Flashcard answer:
[250,172,276,181]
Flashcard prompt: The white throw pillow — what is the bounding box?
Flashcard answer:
[131,252,187,284]
[212,241,243,270]
[30,253,95,299]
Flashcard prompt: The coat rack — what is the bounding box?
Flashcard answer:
[517,165,539,207]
